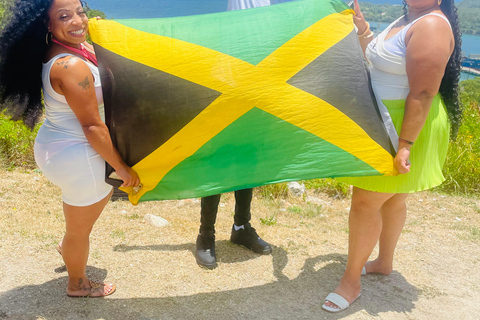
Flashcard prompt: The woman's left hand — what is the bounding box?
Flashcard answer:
[115,166,140,188]
[394,148,411,174]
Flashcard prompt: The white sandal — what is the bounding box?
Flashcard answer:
[322,292,361,313]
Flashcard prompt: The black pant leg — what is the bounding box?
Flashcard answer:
[200,194,221,236]
[234,188,253,226]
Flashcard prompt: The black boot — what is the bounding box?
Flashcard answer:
[195,233,216,269]
[230,223,272,255]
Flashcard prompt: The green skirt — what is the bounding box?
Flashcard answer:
[338,94,450,193]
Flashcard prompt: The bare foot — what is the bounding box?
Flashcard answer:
[323,277,361,311]
[67,278,116,297]
[364,259,393,275]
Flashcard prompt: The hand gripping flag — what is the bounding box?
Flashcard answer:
[88,0,398,205]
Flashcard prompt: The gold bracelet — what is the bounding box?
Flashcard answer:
[357,22,370,37]
[360,31,374,39]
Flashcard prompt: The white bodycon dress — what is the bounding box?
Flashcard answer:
[34,54,113,206]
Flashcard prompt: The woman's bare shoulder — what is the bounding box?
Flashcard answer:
[411,12,451,34]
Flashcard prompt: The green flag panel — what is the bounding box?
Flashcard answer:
[141,108,379,201]
[116,0,349,65]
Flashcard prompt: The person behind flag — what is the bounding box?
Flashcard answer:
[0,0,140,297]
[195,0,274,269]
[322,0,461,313]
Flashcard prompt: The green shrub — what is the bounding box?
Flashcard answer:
[437,78,480,195]
[0,113,40,168]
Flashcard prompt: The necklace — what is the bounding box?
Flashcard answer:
[52,39,98,66]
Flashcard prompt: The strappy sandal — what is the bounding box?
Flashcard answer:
[67,280,116,298]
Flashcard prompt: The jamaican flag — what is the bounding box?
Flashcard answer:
[89,0,397,205]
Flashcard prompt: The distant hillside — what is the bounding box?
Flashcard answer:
[360,0,480,35]
[359,2,403,24]
[457,0,480,34]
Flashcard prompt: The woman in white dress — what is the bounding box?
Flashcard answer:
[0,0,140,297]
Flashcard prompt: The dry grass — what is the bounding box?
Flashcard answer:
[1,167,480,319]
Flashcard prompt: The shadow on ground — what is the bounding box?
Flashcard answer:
[0,252,418,320]
[113,241,290,281]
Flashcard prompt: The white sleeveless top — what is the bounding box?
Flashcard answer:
[366,13,451,100]
[37,53,104,143]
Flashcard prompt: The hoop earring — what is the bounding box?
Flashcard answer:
[438,0,442,5]
[45,31,52,45]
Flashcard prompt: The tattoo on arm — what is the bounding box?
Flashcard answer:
[56,57,76,69]
[64,57,75,69]
[78,76,90,90]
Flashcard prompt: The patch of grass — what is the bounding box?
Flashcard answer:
[473,203,480,213]
[34,232,56,242]
[0,113,40,168]
[288,203,323,219]
[453,223,480,241]
[303,204,323,218]
[110,229,126,239]
[470,227,480,241]
[127,213,141,220]
[299,221,315,229]
[90,248,102,260]
[258,183,288,199]
[35,233,59,250]
[18,229,29,238]
[287,206,302,214]
[301,178,350,198]
[436,79,480,195]
[259,215,277,226]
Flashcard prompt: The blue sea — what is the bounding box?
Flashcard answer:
[86,0,294,18]
[85,0,404,18]
[86,0,468,17]
[86,0,479,81]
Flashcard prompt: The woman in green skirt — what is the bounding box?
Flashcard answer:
[322,0,462,313]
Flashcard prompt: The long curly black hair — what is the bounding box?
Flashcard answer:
[403,0,462,137]
[0,0,53,128]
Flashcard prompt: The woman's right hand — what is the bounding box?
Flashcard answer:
[115,166,140,188]
[353,0,368,35]
[394,147,411,174]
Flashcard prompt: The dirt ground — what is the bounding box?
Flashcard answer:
[1,168,480,320]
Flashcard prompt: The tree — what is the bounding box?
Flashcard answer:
[86,8,107,20]
[359,1,480,35]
